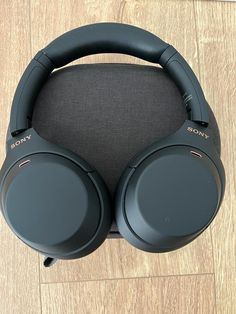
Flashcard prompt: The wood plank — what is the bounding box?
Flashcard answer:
[3,1,235,313]
[194,1,236,313]
[30,0,201,69]
[30,0,126,65]
[0,1,41,314]
[40,234,213,282]
[41,274,215,314]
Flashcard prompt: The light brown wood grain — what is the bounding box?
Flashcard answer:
[40,234,213,283]
[0,1,41,314]
[0,0,235,313]
[40,274,216,314]
[30,0,200,68]
[194,1,236,313]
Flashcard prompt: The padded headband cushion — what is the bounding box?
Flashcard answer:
[32,63,220,195]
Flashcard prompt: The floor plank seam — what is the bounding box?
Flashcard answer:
[193,3,218,314]
[38,254,43,314]
[40,272,214,285]
[209,227,218,314]
[29,1,42,312]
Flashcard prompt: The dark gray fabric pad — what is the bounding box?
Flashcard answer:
[32,63,220,197]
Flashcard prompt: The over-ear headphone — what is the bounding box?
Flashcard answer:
[0,23,225,264]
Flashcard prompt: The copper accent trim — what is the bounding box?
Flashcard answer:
[19,159,31,168]
[190,151,202,158]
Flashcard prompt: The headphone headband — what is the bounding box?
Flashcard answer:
[9,23,209,136]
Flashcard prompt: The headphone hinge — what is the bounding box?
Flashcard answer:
[159,45,177,67]
[34,51,54,71]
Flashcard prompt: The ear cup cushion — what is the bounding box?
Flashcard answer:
[32,63,221,197]
[115,146,222,252]
[1,149,112,259]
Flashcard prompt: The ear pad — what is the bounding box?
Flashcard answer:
[115,145,222,252]
[1,143,112,259]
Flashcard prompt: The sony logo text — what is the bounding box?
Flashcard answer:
[187,127,209,139]
[11,135,32,149]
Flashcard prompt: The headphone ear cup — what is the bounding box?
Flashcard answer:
[115,145,223,252]
[1,146,112,260]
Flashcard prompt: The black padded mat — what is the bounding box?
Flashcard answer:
[32,63,220,196]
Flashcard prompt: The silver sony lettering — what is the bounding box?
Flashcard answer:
[11,135,32,149]
[187,127,209,139]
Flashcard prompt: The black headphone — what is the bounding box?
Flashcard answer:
[0,23,225,264]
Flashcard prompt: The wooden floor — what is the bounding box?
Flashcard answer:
[0,1,235,313]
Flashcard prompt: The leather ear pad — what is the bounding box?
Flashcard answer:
[115,146,222,252]
[1,148,112,259]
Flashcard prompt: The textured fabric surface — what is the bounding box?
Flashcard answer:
[32,63,220,197]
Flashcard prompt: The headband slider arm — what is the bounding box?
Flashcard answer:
[160,48,209,126]
[10,57,52,136]
[34,51,54,71]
